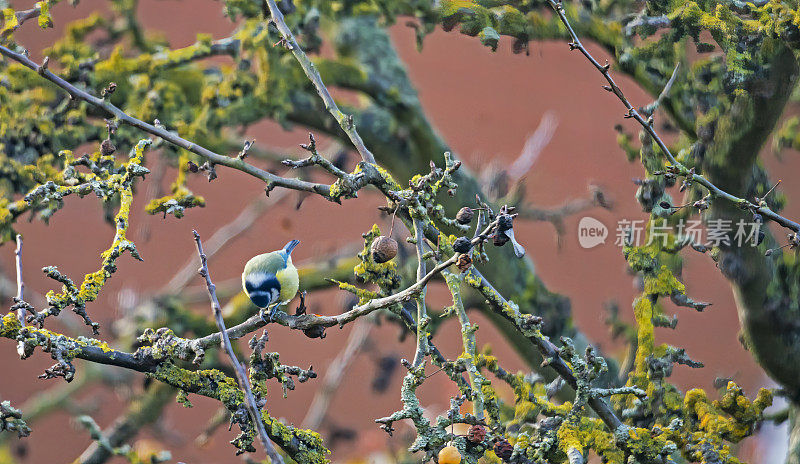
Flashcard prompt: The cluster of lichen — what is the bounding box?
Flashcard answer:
[607,115,775,461]
[145,153,205,218]
[28,139,151,332]
[612,239,772,462]
[147,362,327,461]
[0,401,30,440]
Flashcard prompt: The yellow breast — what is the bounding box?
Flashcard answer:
[276,259,299,303]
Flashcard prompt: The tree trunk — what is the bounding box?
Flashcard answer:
[787,405,800,464]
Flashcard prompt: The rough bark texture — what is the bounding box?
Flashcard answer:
[789,406,800,464]
[695,42,800,462]
[703,44,800,397]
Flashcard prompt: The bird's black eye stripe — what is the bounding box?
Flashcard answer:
[245,273,280,293]
[245,273,281,308]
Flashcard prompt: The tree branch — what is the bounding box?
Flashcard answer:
[13,234,26,358]
[548,0,800,234]
[76,383,175,464]
[263,0,376,164]
[0,45,331,198]
[411,218,429,367]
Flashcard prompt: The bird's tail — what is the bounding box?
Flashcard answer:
[283,239,300,255]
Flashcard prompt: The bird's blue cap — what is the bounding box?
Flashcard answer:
[283,239,300,255]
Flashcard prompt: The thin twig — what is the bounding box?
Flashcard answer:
[14,234,25,357]
[14,235,23,308]
[284,133,350,178]
[195,407,232,447]
[444,270,485,420]
[517,185,612,245]
[644,63,681,116]
[192,230,284,464]
[263,0,377,164]
[548,0,800,234]
[411,218,429,367]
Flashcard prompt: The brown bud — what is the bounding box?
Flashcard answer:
[187,161,199,173]
[371,236,398,263]
[493,440,513,461]
[101,82,116,98]
[100,139,116,156]
[467,424,487,443]
[456,207,474,224]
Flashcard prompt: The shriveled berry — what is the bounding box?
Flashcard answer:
[302,325,326,339]
[100,139,116,156]
[494,439,513,461]
[493,231,509,247]
[496,214,513,232]
[453,237,472,253]
[438,445,462,464]
[456,207,474,224]
[456,253,472,273]
[370,236,398,263]
[467,424,487,443]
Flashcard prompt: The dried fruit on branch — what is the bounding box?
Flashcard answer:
[456,207,474,224]
[370,236,398,263]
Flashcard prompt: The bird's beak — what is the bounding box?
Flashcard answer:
[283,239,300,255]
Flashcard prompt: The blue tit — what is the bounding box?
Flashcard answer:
[242,239,300,322]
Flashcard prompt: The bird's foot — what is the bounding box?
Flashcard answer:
[259,308,274,325]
